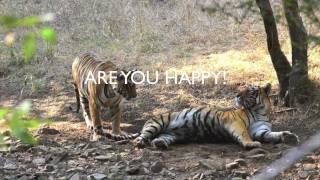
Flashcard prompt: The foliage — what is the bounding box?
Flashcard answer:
[0,101,50,145]
[0,13,56,63]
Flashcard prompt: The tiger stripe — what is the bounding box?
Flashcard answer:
[72,52,137,140]
[133,83,299,149]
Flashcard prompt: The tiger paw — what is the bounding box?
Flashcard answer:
[133,137,146,148]
[91,133,106,141]
[243,141,262,149]
[281,131,299,145]
[151,139,169,150]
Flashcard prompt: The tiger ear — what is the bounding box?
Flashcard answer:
[263,83,272,95]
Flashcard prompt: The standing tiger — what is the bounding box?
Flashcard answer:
[72,52,137,141]
[133,83,299,149]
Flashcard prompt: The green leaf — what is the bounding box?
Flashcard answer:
[0,15,18,29]
[23,32,36,63]
[9,116,37,145]
[17,16,41,26]
[23,119,41,130]
[13,130,37,145]
[17,100,31,113]
[40,27,56,44]
[0,108,9,119]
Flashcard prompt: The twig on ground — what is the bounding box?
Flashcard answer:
[252,131,320,180]
[273,108,297,114]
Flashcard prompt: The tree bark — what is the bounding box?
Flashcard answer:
[282,0,309,106]
[255,0,292,98]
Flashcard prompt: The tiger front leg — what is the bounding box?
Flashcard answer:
[88,98,104,141]
[80,95,93,130]
[228,122,262,149]
[253,131,299,145]
[110,103,123,135]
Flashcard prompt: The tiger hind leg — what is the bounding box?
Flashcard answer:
[73,83,80,113]
[80,95,93,130]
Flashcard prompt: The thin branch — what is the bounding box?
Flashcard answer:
[252,131,320,179]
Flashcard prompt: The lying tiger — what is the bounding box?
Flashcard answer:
[72,52,137,141]
[133,83,299,149]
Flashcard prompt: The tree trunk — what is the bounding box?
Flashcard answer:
[255,0,292,98]
[282,0,309,106]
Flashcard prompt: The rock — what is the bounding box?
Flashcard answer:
[3,162,17,170]
[247,154,265,160]
[32,158,46,165]
[160,169,176,177]
[44,164,55,172]
[94,155,113,161]
[125,165,140,175]
[94,153,121,161]
[100,145,113,150]
[246,148,268,156]
[70,173,81,180]
[303,163,317,171]
[67,167,85,173]
[298,171,309,179]
[36,127,60,135]
[89,173,107,180]
[234,158,246,166]
[233,170,250,178]
[303,156,316,163]
[150,161,164,173]
[12,143,32,152]
[123,175,151,180]
[142,162,150,167]
[199,159,225,170]
[225,162,239,170]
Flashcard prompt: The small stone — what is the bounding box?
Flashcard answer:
[226,162,239,170]
[246,148,268,156]
[125,165,140,175]
[233,170,249,178]
[298,171,309,179]
[13,143,32,152]
[142,162,150,167]
[90,173,107,180]
[36,127,60,135]
[303,163,316,171]
[199,159,225,170]
[234,158,246,166]
[160,169,176,177]
[70,173,81,180]
[44,164,55,172]
[247,154,265,160]
[150,161,164,173]
[3,162,17,170]
[103,154,121,162]
[32,158,46,165]
[100,145,113,150]
[67,167,85,173]
[303,156,316,163]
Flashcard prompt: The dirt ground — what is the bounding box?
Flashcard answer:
[1,0,320,179]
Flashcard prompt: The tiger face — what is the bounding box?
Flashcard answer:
[117,70,137,100]
[235,83,272,112]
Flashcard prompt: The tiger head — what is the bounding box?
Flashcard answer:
[235,83,272,114]
[117,70,137,100]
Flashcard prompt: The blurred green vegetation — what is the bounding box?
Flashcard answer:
[0,101,50,145]
[0,13,56,63]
